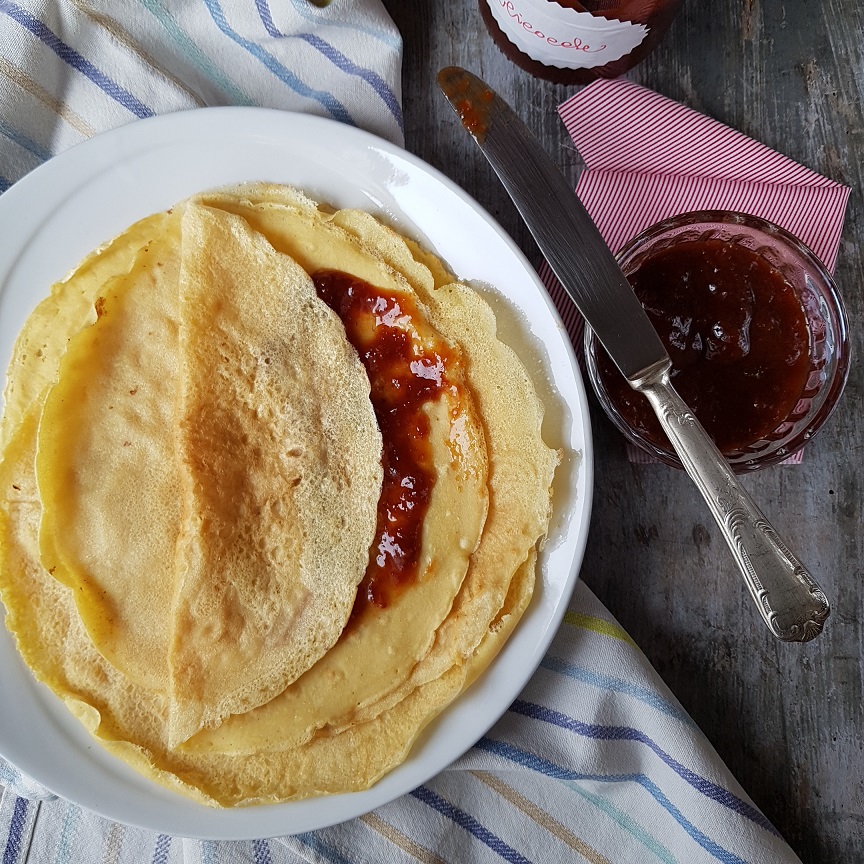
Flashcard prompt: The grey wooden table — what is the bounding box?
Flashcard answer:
[383,2,864,861]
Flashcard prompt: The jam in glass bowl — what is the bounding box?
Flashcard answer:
[583,211,850,473]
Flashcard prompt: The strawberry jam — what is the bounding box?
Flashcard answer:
[595,239,811,455]
[314,270,457,620]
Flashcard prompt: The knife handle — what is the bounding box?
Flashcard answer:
[634,365,830,642]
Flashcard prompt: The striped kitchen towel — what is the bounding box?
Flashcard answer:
[540,77,850,466]
[1,586,802,864]
[0,0,403,192]
[0,4,803,863]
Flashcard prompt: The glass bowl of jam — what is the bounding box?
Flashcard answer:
[584,211,850,472]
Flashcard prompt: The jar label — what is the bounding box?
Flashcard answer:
[485,0,649,69]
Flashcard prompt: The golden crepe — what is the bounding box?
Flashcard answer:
[169,204,383,745]
[36,216,183,693]
[0,183,559,805]
[0,213,171,450]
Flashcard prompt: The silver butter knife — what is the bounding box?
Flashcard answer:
[438,66,830,642]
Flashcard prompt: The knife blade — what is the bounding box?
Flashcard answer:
[437,65,667,382]
[438,66,830,642]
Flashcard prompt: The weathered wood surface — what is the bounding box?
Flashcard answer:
[383,1,864,860]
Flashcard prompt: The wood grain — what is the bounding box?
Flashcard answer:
[383,1,864,860]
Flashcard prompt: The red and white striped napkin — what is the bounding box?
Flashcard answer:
[539,78,850,464]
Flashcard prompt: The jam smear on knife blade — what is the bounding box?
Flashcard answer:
[438,67,495,140]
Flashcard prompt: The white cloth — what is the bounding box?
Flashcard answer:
[0,0,403,192]
[0,2,802,862]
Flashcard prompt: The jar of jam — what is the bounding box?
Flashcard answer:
[479,0,684,84]
[583,211,850,472]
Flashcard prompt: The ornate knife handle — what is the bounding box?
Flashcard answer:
[634,363,830,642]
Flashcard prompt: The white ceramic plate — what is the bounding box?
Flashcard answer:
[0,108,593,840]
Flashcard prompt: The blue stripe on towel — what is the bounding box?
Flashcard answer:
[0,117,51,161]
[509,699,777,834]
[55,801,80,864]
[252,0,401,131]
[294,33,402,132]
[252,839,272,864]
[200,0,355,125]
[287,0,401,50]
[200,840,218,864]
[477,738,751,864]
[136,0,255,105]
[0,0,153,118]
[539,655,697,728]
[2,798,28,864]
[563,779,680,864]
[296,833,355,864]
[254,0,281,37]
[151,834,171,864]
[411,786,532,864]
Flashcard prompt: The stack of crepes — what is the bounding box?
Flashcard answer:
[0,184,558,806]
